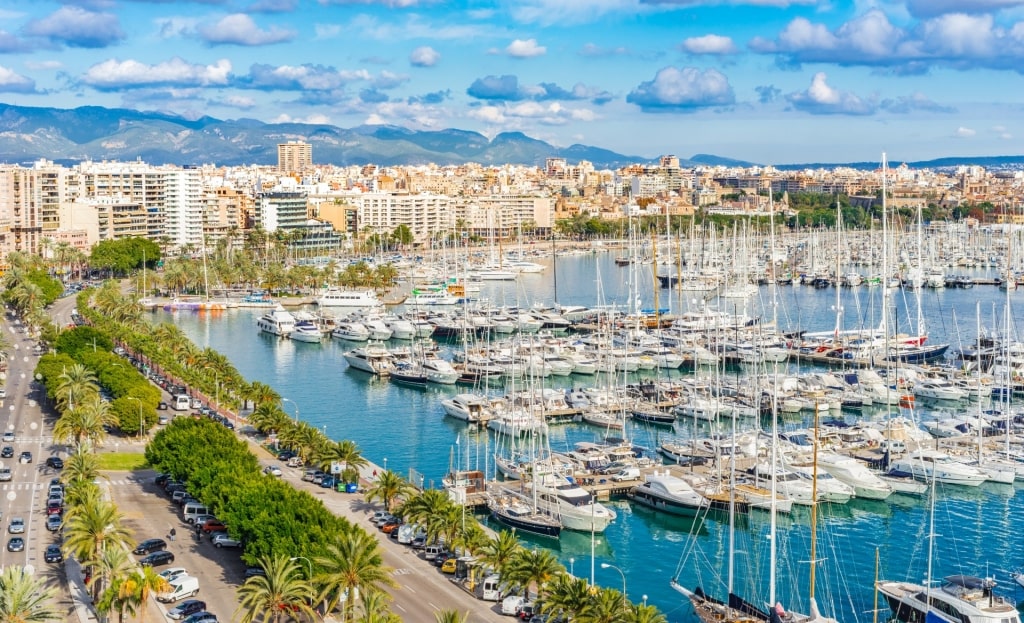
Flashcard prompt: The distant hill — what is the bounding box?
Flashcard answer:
[0,103,1018,170]
[0,103,646,169]
[775,155,1024,171]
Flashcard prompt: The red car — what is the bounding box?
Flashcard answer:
[201,520,227,533]
[381,521,402,534]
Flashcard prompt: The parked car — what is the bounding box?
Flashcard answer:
[44,544,63,563]
[211,532,241,548]
[133,538,167,555]
[201,520,226,533]
[286,456,303,468]
[8,517,24,534]
[243,567,266,579]
[158,401,168,410]
[159,567,189,582]
[167,599,207,620]
[46,514,63,531]
[277,450,296,461]
[381,520,402,534]
[46,501,63,516]
[441,558,458,574]
[181,611,218,623]
[139,551,175,567]
[7,537,24,552]
[263,465,282,477]
[17,451,31,464]
[320,475,336,488]
[45,456,64,469]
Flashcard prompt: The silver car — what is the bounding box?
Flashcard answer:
[211,532,240,548]
[8,517,24,534]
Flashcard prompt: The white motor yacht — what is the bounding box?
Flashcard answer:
[914,378,968,401]
[316,288,380,308]
[889,450,988,486]
[332,321,371,342]
[628,471,709,516]
[256,305,296,337]
[441,394,492,423]
[530,474,616,533]
[878,575,1020,623]
[486,409,546,436]
[289,319,325,343]
[343,344,395,376]
[363,318,393,341]
[815,453,893,499]
[384,316,416,340]
[422,356,460,385]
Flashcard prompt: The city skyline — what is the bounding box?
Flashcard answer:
[0,1,1021,164]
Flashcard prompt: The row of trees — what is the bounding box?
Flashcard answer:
[1,252,65,338]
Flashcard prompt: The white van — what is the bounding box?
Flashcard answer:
[480,574,503,601]
[501,595,525,616]
[611,467,640,482]
[156,575,199,603]
[424,545,447,561]
[173,395,191,411]
[182,502,209,523]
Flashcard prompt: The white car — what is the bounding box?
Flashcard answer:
[211,532,241,548]
[159,567,189,582]
[1,432,13,442]
[8,517,24,534]
[263,465,282,477]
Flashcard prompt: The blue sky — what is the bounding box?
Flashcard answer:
[0,0,1022,164]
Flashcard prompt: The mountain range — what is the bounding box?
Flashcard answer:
[0,103,1020,170]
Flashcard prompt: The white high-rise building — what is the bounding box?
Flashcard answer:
[162,168,204,248]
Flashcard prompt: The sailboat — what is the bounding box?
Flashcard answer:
[672,186,841,623]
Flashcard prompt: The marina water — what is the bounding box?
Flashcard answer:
[159,251,1024,622]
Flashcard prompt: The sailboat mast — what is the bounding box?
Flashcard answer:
[809,407,820,605]
[768,188,778,609]
[652,227,660,328]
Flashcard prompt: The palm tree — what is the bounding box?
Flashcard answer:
[433,611,469,623]
[249,403,291,435]
[363,471,415,513]
[247,381,281,408]
[91,544,135,620]
[396,489,451,531]
[119,567,170,623]
[538,574,592,622]
[477,529,522,578]
[0,565,62,623]
[503,549,564,601]
[55,363,99,412]
[626,604,667,623]
[62,500,134,600]
[235,554,315,623]
[54,394,116,446]
[581,587,627,623]
[314,529,396,619]
[96,576,137,623]
[354,589,399,623]
[313,439,367,475]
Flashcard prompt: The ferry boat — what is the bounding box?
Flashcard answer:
[316,288,380,308]
[256,305,296,337]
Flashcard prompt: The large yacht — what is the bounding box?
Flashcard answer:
[342,344,395,376]
[256,305,296,337]
[316,288,380,307]
[878,575,1020,623]
[441,394,493,423]
[628,471,709,516]
[889,450,988,486]
[529,474,616,533]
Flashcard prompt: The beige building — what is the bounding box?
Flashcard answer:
[278,141,312,174]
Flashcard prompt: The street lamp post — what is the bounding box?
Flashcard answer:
[282,397,299,424]
[569,557,575,577]
[289,556,312,578]
[383,457,388,473]
[600,563,627,613]
[127,396,143,441]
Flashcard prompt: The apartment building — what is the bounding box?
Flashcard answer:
[351,192,451,244]
[278,141,313,174]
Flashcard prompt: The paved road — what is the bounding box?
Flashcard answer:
[0,305,76,620]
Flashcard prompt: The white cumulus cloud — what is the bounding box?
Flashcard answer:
[198,14,296,46]
[786,72,875,115]
[680,34,737,55]
[506,38,546,58]
[956,126,976,137]
[82,57,232,90]
[409,46,440,67]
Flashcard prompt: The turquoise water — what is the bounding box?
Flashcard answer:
[159,252,1024,622]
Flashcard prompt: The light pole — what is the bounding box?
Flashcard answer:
[282,397,299,424]
[569,557,575,577]
[383,457,388,473]
[289,556,312,578]
[600,563,627,612]
[127,396,143,441]
[643,595,648,608]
